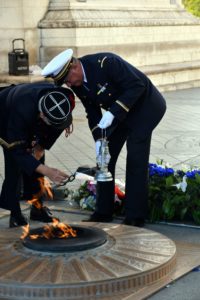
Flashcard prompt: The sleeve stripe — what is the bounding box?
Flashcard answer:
[116,100,130,112]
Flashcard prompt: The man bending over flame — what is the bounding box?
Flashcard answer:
[41,49,166,227]
[0,82,75,227]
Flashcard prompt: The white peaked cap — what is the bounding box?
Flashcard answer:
[41,49,73,85]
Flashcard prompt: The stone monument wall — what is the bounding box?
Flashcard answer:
[0,0,49,73]
[0,0,200,91]
[38,0,200,91]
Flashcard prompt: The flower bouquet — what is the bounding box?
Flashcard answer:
[68,179,125,214]
[67,161,200,225]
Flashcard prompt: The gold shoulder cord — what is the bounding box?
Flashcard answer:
[0,138,25,149]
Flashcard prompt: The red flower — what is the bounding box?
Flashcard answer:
[115,185,125,199]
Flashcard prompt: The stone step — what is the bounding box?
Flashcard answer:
[141,60,200,92]
[158,79,200,92]
[142,60,200,75]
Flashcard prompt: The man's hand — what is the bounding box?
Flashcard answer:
[46,168,69,185]
[35,164,69,185]
[98,111,114,129]
[64,124,73,137]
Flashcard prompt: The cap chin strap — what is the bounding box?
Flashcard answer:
[53,58,73,82]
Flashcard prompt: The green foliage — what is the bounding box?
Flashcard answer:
[148,166,200,224]
[183,0,200,17]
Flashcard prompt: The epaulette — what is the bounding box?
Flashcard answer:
[98,56,107,68]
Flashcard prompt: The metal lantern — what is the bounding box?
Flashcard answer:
[95,138,113,182]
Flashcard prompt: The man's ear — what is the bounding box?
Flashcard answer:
[39,112,51,126]
[39,112,46,122]
[70,63,77,72]
[39,112,44,119]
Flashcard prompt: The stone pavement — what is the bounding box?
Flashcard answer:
[0,87,200,299]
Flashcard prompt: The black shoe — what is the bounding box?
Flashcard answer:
[82,212,113,223]
[9,214,28,228]
[30,205,59,223]
[122,218,145,227]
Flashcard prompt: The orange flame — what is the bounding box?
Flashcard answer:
[21,224,30,240]
[27,177,53,208]
[39,219,77,239]
[21,178,76,241]
[21,219,77,240]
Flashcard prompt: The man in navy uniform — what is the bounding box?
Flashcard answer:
[41,49,166,227]
[0,82,75,227]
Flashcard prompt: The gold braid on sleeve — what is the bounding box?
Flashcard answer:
[116,100,129,112]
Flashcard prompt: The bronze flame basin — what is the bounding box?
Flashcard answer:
[0,221,176,300]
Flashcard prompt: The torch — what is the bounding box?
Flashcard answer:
[95,137,113,182]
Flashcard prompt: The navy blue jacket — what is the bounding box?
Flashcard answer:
[0,83,63,176]
[72,52,166,140]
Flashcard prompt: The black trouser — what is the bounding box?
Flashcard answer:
[22,155,45,200]
[0,149,22,213]
[95,124,151,220]
[0,149,44,214]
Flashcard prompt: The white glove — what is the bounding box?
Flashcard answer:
[98,111,114,129]
[95,140,101,156]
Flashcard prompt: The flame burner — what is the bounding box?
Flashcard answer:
[22,225,107,252]
[0,219,177,300]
